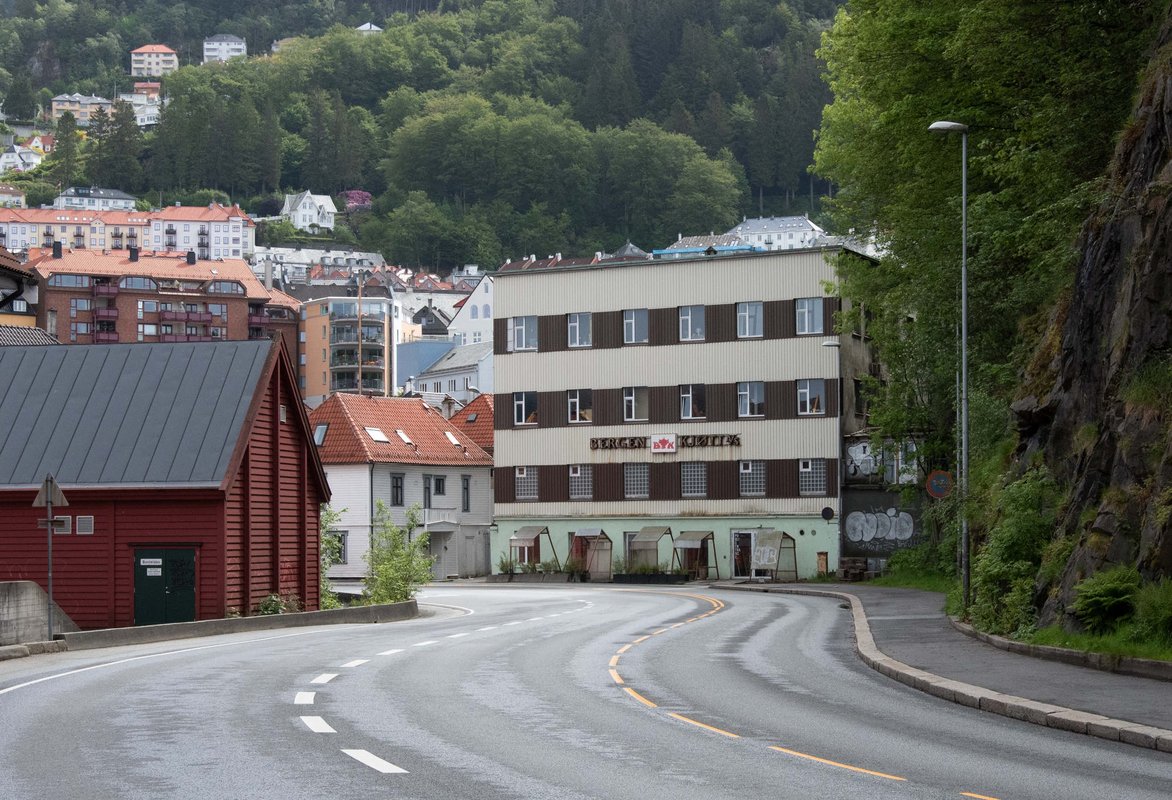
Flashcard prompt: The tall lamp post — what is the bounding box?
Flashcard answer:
[929,120,970,612]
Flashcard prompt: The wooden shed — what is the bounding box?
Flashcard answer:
[0,339,329,629]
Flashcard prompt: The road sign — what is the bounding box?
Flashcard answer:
[926,470,954,499]
[32,475,69,508]
[36,517,70,531]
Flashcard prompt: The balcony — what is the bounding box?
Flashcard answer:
[160,334,188,342]
[127,231,138,240]
[188,312,212,323]
[164,226,176,235]
[423,508,459,527]
[160,310,189,322]
[93,307,119,321]
[248,314,269,326]
[92,284,119,297]
[93,331,119,343]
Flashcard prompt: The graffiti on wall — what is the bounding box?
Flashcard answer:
[845,440,918,486]
[841,489,921,557]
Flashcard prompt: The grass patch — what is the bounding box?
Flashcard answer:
[866,569,956,594]
[1026,626,1172,662]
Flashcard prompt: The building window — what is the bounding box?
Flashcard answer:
[567,312,592,347]
[680,384,706,419]
[69,298,91,317]
[737,301,763,338]
[423,475,432,509]
[799,458,828,495]
[136,323,158,341]
[854,379,867,417]
[69,322,90,341]
[681,462,707,498]
[508,315,538,351]
[679,305,705,341]
[313,424,328,446]
[120,276,157,290]
[515,466,538,500]
[796,298,823,335]
[739,460,766,496]
[391,473,404,506]
[737,381,765,417]
[568,389,593,423]
[623,386,649,422]
[797,379,826,415]
[623,308,648,344]
[569,465,593,499]
[327,530,348,565]
[623,463,649,499]
[483,303,490,318]
[433,476,446,496]
[470,305,479,319]
[135,299,156,318]
[513,391,537,425]
[461,475,471,512]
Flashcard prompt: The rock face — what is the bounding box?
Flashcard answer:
[1018,21,1172,626]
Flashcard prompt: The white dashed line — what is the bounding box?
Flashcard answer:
[301,716,336,733]
[311,673,338,685]
[447,633,469,639]
[477,626,497,632]
[294,692,315,705]
[342,749,408,774]
[413,640,438,647]
[341,659,369,668]
[504,621,522,626]
[378,648,403,656]
[526,617,542,622]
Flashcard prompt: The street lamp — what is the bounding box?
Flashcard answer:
[929,119,970,613]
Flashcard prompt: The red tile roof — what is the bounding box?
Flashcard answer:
[28,248,270,300]
[449,393,494,454]
[309,394,493,466]
[132,44,177,54]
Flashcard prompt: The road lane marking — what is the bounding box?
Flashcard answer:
[961,793,1000,800]
[447,633,469,639]
[301,716,336,733]
[378,648,403,656]
[617,644,632,654]
[609,669,624,685]
[624,687,657,708]
[477,626,498,632]
[505,621,523,626]
[343,749,408,773]
[769,746,906,782]
[412,640,438,647]
[633,635,650,644]
[651,628,668,635]
[341,659,369,668]
[526,617,543,621]
[669,713,740,739]
[311,673,338,684]
[609,655,620,667]
[294,692,315,705]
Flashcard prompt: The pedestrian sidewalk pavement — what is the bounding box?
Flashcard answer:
[711,581,1172,752]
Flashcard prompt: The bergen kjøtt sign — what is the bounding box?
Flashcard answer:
[589,434,742,451]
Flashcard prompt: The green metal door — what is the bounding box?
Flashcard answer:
[134,549,196,625]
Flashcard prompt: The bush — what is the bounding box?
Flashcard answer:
[1072,566,1141,634]
[319,503,347,610]
[257,592,301,615]
[364,502,433,603]
[1130,578,1172,643]
[496,552,517,574]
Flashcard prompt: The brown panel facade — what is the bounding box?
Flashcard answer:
[649,461,680,500]
[538,391,567,428]
[494,393,513,429]
[594,310,623,349]
[826,379,840,418]
[593,388,623,426]
[708,460,739,500]
[707,303,737,343]
[495,465,516,503]
[649,385,679,424]
[539,314,567,352]
[539,464,569,502]
[649,307,677,346]
[766,459,787,498]
[706,382,738,422]
[824,297,841,335]
[594,463,624,501]
[493,318,509,354]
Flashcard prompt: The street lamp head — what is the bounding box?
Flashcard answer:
[929,120,968,134]
[821,339,841,348]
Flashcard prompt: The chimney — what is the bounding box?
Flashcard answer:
[52,241,62,259]
[129,245,139,262]
[263,258,273,290]
[186,251,196,265]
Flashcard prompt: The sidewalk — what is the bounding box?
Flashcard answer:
[713,581,1172,752]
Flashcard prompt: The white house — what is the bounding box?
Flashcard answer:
[130,44,179,77]
[446,274,494,346]
[308,393,495,586]
[355,22,383,35]
[415,341,494,405]
[0,146,41,175]
[54,186,138,212]
[726,216,827,251]
[252,245,385,286]
[281,190,337,232]
[203,34,247,64]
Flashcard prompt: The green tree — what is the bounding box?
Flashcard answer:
[319,503,347,610]
[88,100,143,192]
[48,111,81,189]
[2,73,35,120]
[364,501,433,604]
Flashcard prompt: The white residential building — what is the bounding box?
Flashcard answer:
[0,145,42,174]
[726,216,827,251]
[130,44,179,77]
[54,187,138,212]
[415,341,494,405]
[50,93,112,126]
[203,34,247,64]
[280,190,338,232]
[446,274,494,346]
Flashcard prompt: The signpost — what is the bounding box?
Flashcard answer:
[32,474,68,640]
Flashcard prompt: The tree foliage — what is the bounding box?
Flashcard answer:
[365,501,433,604]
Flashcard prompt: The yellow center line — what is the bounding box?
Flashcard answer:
[617,644,632,654]
[633,635,650,644]
[624,687,657,708]
[609,669,624,685]
[608,655,620,667]
[651,628,668,635]
[769,746,906,782]
[668,712,740,738]
[671,622,685,628]
[961,793,1000,800]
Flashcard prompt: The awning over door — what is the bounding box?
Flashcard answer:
[629,525,671,550]
[673,530,713,550]
[510,525,548,546]
[574,527,610,541]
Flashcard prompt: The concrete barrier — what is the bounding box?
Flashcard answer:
[0,581,79,645]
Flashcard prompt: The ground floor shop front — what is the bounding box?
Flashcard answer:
[491,514,839,581]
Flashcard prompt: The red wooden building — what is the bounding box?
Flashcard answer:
[0,338,329,629]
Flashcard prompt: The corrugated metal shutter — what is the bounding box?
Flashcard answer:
[594,463,623,501]
[649,385,678,424]
[766,381,785,420]
[494,393,512,429]
[650,461,679,500]
[708,303,736,343]
[824,297,841,334]
[766,459,786,498]
[493,318,509,354]
[495,465,516,502]
[539,315,566,352]
[777,459,799,497]
[763,300,789,339]
[595,310,623,349]
[538,391,565,428]
[708,460,738,499]
[827,379,840,417]
[707,382,737,422]
[649,307,677,346]
[539,464,568,502]
[593,388,623,426]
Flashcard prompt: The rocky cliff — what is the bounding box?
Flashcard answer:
[1016,19,1172,627]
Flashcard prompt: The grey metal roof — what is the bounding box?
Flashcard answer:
[0,340,272,489]
[0,325,58,346]
[418,342,492,375]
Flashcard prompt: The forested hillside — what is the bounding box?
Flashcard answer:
[0,0,839,266]
[816,0,1172,639]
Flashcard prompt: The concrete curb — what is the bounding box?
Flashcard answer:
[1,600,418,656]
[948,617,1172,682]
[715,584,1172,753]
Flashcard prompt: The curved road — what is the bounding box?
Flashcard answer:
[0,586,1169,799]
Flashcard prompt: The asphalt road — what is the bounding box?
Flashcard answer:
[0,586,1169,799]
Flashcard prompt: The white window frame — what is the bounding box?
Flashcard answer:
[737,381,765,417]
[623,308,648,344]
[514,466,538,500]
[567,312,592,348]
[623,386,649,422]
[513,391,537,425]
[796,297,823,335]
[680,384,706,420]
[568,388,592,423]
[681,462,707,498]
[569,464,593,499]
[737,301,763,338]
[739,460,766,496]
[797,379,826,416]
[799,458,828,495]
[679,305,705,341]
[508,315,538,351]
